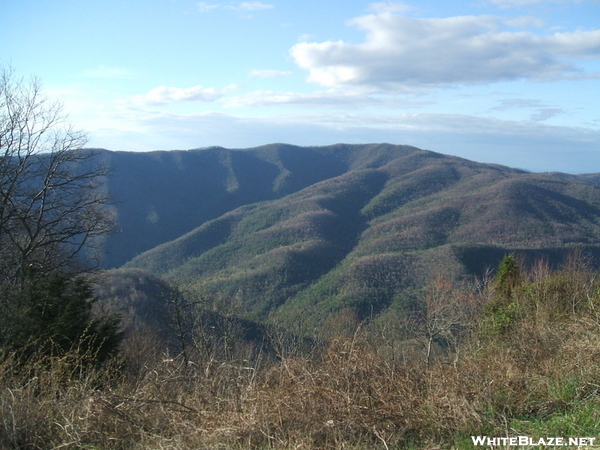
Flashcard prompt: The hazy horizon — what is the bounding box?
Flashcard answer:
[3,0,600,173]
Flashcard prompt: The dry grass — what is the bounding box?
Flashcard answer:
[3,256,600,449]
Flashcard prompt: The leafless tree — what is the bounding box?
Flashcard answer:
[419,272,479,366]
[0,66,114,286]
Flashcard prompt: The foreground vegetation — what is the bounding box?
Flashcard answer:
[3,253,600,449]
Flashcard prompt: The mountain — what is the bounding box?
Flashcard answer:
[95,143,600,329]
[97,143,411,268]
[93,268,293,368]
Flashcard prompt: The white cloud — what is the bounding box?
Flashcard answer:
[86,109,600,173]
[197,2,221,12]
[249,69,293,78]
[237,2,274,10]
[297,34,317,43]
[225,89,366,108]
[290,13,600,88]
[491,98,547,110]
[133,85,236,105]
[196,1,273,13]
[503,16,545,28]
[530,108,564,121]
[489,0,585,8]
[223,87,426,109]
[367,2,412,13]
[489,98,567,122]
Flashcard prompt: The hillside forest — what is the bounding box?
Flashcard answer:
[3,67,600,449]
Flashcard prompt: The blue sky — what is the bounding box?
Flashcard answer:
[2,0,600,173]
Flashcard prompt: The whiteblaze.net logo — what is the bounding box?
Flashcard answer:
[471,436,597,447]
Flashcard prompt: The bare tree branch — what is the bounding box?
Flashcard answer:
[0,66,115,286]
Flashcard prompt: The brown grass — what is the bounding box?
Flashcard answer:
[3,254,600,449]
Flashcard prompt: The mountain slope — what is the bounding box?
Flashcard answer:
[122,144,600,327]
[98,143,417,267]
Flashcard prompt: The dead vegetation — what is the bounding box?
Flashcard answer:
[3,252,600,449]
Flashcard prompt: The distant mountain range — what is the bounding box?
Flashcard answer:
[94,143,600,328]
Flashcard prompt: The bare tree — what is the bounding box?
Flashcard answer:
[0,66,120,359]
[419,272,476,366]
[0,66,114,285]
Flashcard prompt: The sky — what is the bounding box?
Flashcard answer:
[2,0,600,173]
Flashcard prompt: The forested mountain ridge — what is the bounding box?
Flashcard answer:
[98,143,419,268]
[95,143,600,327]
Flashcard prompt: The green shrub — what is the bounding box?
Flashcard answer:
[0,271,121,366]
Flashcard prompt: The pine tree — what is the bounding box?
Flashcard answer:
[0,270,121,365]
